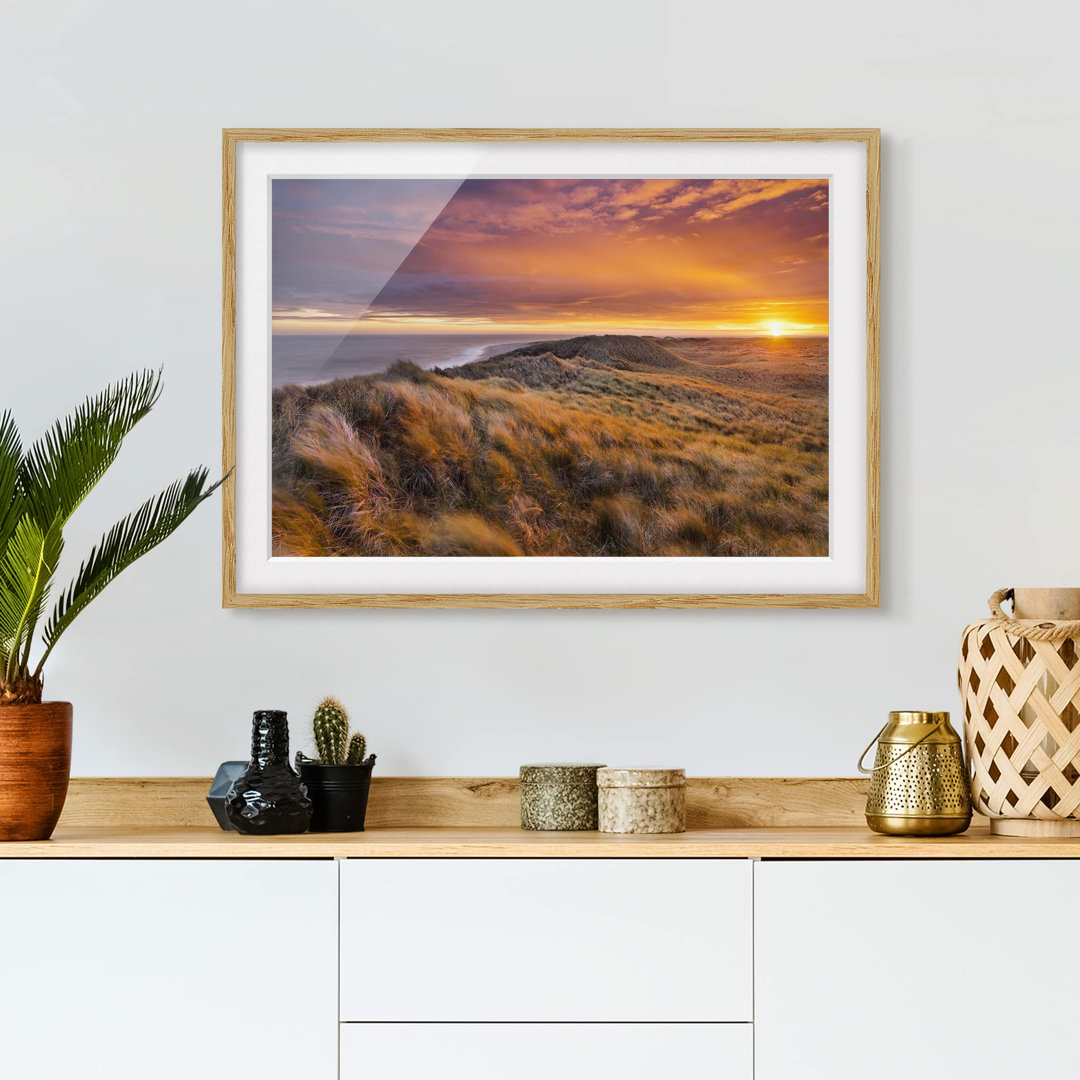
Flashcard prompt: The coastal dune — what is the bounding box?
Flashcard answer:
[271,334,828,558]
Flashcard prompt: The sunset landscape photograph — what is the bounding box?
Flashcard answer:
[271,175,829,558]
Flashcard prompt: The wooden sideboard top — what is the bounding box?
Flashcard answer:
[0,777,1078,857]
[5,823,1080,858]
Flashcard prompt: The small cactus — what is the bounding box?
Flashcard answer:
[313,697,349,765]
[310,697,369,766]
[345,732,367,765]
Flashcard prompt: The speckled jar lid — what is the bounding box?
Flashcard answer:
[520,763,606,785]
[597,768,686,789]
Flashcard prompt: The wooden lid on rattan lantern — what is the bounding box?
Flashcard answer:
[1012,589,1080,621]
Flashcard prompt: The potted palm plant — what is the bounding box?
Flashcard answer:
[0,370,224,840]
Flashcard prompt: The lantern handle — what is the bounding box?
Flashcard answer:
[987,588,1080,641]
[857,720,945,775]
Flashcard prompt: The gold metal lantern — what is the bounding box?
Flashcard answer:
[858,711,972,835]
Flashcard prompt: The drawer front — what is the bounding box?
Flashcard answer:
[341,1023,753,1078]
[340,858,752,1021]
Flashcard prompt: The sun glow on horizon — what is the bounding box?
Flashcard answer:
[272,312,829,337]
[272,176,830,341]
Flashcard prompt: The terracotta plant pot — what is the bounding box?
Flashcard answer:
[0,702,73,841]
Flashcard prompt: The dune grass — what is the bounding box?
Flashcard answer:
[271,335,828,557]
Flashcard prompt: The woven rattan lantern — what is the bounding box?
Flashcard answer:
[959,588,1080,837]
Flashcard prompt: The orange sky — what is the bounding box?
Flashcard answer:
[272,177,829,336]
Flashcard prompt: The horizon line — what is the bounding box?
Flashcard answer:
[271,327,830,338]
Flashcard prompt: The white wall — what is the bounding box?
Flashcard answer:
[2,0,1076,777]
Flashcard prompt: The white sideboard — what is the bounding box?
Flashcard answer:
[0,860,338,1080]
[1,852,1075,1079]
[755,859,1080,1079]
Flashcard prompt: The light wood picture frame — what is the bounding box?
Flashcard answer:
[223,128,879,609]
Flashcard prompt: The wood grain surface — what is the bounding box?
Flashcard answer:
[4,823,1080,860]
[0,775,1071,858]
[57,775,871,829]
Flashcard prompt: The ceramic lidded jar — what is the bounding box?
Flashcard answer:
[520,764,606,831]
[597,768,686,833]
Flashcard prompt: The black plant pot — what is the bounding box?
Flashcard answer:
[299,756,376,833]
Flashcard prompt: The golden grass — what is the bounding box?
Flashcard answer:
[271,336,828,557]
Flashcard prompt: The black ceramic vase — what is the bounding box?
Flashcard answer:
[298,756,376,833]
[225,711,312,835]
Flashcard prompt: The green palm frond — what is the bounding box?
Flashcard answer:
[0,514,63,679]
[19,369,162,531]
[37,468,225,672]
[0,370,222,702]
[0,410,23,549]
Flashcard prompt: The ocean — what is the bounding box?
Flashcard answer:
[272,333,544,389]
[271,332,830,389]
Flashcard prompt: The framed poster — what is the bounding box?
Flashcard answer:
[223,128,879,609]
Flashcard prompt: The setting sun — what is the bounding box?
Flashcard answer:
[768,323,785,337]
